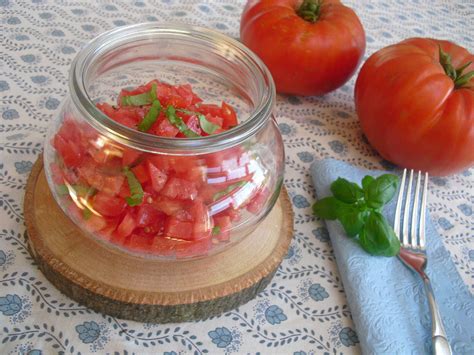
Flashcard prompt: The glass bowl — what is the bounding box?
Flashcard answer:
[43,23,284,259]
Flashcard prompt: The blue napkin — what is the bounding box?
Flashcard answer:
[311,158,474,355]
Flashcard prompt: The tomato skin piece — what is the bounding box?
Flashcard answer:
[240,0,365,96]
[355,38,474,176]
[92,192,127,217]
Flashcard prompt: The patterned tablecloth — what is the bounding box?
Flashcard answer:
[1,1,473,354]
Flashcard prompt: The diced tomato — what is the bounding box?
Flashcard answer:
[136,204,165,227]
[127,234,154,252]
[84,214,107,232]
[175,238,211,258]
[204,114,223,128]
[151,237,178,256]
[213,215,232,241]
[146,161,167,193]
[177,84,202,105]
[122,149,142,166]
[246,187,271,214]
[118,181,131,199]
[197,103,221,116]
[96,102,117,118]
[221,102,238,129]
[151,117,179,137]
[190,200,212,240]
[116,212,137,238]
[99,221,120,240]
[131,164,149,184]
[102,175,125,196]
[53,134,83,167]
[161,177,198,200]
[50,163,65,185]
[57,118,82,143]
[92,192,127,217]
[153,196,184,215]
[164,217,193,241]
[179,114,201,136]
[51,79,255,258]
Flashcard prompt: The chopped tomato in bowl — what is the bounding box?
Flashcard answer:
[47,80,278,259]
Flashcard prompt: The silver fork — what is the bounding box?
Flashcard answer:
[394,169,452,355]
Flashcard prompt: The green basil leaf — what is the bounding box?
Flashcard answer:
[123,167,144,206]
[199,115,220,134]
[361,175,375,191]
[138,100,161,132]
[366,174,399,209]
[82,207,93,220]
[177,108,220,134]
[121,91,153,107]
[56,184,69,195]
[150,83,157,101]
[330,177,364,203]
[213,181,247,201]
[166,106,200,138]
[312,197,345,220]
[358,211,400,256]
[212,226,221,235]
[338,208,369,238]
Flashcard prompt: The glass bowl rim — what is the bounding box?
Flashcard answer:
[69,22,276,153]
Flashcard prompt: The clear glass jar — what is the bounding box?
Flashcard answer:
[43,23,284,259]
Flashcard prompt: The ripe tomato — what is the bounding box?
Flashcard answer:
[355,38,474,176]
[240,0,365,96]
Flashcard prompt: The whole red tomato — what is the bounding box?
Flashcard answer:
[240,0,366,96]
[355,38,474,176]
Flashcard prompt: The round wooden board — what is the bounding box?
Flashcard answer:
[24,157,294,323]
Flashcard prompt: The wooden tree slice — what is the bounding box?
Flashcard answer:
[24,157,294,323]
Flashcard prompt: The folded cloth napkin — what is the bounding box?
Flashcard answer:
[311,158,474,355]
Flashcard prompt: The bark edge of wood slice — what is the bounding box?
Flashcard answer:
[24,157,294,323]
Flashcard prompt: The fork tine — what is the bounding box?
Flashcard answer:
[394,169,407,238]
[410,171,422,248]
[402,170,414,247]
[419,172,428,249]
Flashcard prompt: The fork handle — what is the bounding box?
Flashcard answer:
[423,276,452,355]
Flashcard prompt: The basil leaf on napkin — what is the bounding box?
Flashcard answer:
[330,177,364,203]
[313,174,400,257]
[312,196,344,220]
[359,211,400,256]
[366,174,398,209]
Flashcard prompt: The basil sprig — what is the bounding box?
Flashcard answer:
[123,167,144,206]
[165,106,199,138]
[313,174,400,257]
